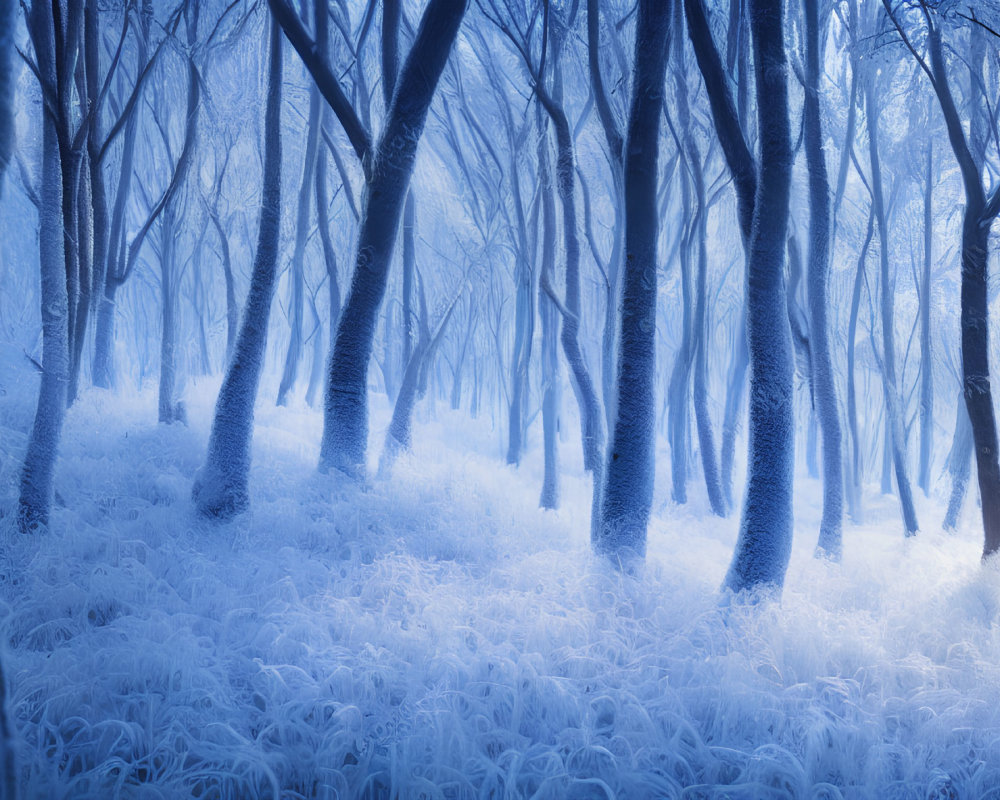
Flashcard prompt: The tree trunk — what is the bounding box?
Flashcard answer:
[803,0,843,558]
[723,0,796,593]
[918,142,933,495]
[192,19,282,517]
[666,168,693,506]
[318,0,467,478]
[277,79,322,406]
[962,221,1000,556]
[0,0,13,190]
[19,0,69,533]
[597,0,670,559]
[846,206,875,524]
[943,393,973,531]
[538,109,560,511]
[866,77,918,536]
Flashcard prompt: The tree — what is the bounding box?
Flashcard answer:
[192,16,282,518]
[596,0,671,559]
[802,0,843,558]
[686,0,795,591]
[885,2,1000,556]
[0,0,15,190]
[270,0,469,479]
[18,0,69,532]
[862,60,919,537]
[722,0,795,593]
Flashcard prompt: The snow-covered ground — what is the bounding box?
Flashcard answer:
[1,375,998,799]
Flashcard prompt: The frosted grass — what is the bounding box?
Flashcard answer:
[0,377,998,798]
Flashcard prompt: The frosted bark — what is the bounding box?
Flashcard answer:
[315,0,467,478]
[276,79,322,406]
[918,143,933,496]
[865,76,918,537]
[803,0,843,559]
[597,0,670,559]
[723,0,796,593]
[18,0,69,533]
[943,394,973,532]
[193,20,282,518]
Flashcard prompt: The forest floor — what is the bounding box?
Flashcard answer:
[1,368,998,799]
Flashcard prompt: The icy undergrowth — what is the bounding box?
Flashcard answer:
[1,377,999,799]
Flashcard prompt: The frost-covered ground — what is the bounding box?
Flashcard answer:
[1,372,999,799]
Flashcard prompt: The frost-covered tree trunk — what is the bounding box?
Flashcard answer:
[538,110,560,511]
[667,168,694,506]
[92,2,154,389]
[276,78,321,406]
[505,128,534,466]
[586,0,625,436]
[192,19,282,518]
[803,0,843,559]
[943,393,973,531]
[155,30,199,424]
[596,0,669,559]
[19,0,69,533]
[723,0,795,593]
[401,193,416,382]
[865,75,918,537]
[68,0,109,406]
[312,0,467,477]
[207,202,237,364]
[381,288,462,474]
[846,206,874,524]
[535,65,605,477]
[685,0,756,516]
[918,141,933,496]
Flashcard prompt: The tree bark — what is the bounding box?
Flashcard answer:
[19,0,69,533]
[193,18,282,517]
[723,0,796,593]
[314,0,467,478]
[597,0,670,559]
[803,0,843,558]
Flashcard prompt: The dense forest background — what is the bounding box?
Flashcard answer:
[1,0,1000,796]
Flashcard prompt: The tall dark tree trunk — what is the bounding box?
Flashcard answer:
[723,0,796,593]
[803,0,843,558]
[19,0,69,533]
[597,0,670,559]
[192,19,282,517]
